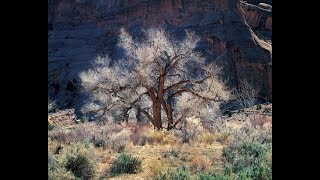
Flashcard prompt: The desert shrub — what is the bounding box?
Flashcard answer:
[216,133,234,145]
[91,135,107,148]
[139,135,147,146]
[145,130,177,145]
[161,150,180,159]
[103,122,124,133]
[48,121,54,131]
[48,123,97,144]
[145,130,165,145]
[148,158,167,177]
[90,129,107,148]
[212,117,271,145]
[48,153,75,180]
[48,128,69,143]
[48,153,58,173]
[48,167,75,180]
[61,142,96,179]
[198,172,234,180]
[48,140,61,154]
[130,132,147,146]
[49,142,96,180]
[110,153,142,175]
[65,154,95,179]
[126,123,152,145]
[234,122,272,145]
[252,115,272,128]
[108,129,131,152]
[154,165,191,180]
[222,142,272,180]
[191,155,211,172]
[130,132,143,145]
[175,117,206,143]
[201,132,215,145]
[163,131,177,145]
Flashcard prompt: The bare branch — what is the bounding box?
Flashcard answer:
[80,27,230,129]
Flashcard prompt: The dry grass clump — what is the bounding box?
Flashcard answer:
[163,131,177,145]
[48,121,131,146]
[215,133,235,145]
[147,157,167,177]
[175,116,207,143]
[191,155,211,172]
[108,129,132,152]
[48,123,97,144]
[126,123,152,146]
[145,130,165,145]
[252,114,272,128]
[144,130,178,145]
[201,132,215,145]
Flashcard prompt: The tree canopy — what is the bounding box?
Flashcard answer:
[80,28,230,130]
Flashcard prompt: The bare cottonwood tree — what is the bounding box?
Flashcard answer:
[80,28,230,130]
[234,79,260,109]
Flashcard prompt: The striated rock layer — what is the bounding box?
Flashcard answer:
[48,0,272,110]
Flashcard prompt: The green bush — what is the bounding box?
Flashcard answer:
[222,142,272,180]
[110,153,141,175]
[48,153,58,172]
[65,154,95,179]
[199,172,234,180]
[48,153,75,180]
[154,165,191,180]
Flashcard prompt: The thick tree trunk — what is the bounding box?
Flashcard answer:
[152,68,165,130]
[152,101,162,130]
[147,87,163,130]
[165,101,173,130]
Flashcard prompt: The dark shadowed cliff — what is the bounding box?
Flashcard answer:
[48,0,272,110]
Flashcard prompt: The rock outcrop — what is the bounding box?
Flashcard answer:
[240,1,272,31]
[48,0,272,111]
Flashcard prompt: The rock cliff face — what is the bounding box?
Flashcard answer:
[48,0,272,110]
[240,1,272,31]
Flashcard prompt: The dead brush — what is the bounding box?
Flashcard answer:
[145,130,165,145]
[147,158,167,177]
[127,123,152,146]
[108,129,131,152]
[215,132,235,145]
[201,132,215,145]
[252,115,272,128]
[48,123,97,144]
[191,155,211,172]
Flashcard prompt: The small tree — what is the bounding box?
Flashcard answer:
[80,28,230,130]
[234,79,260,109]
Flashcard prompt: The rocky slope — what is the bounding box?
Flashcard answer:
[48,0,272,111]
